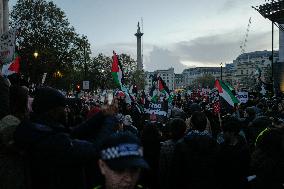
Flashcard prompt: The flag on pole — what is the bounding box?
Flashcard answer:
[224,81,234,92]
[112,51,134,104]
[1,53,20,76]
[158,76,170,94]
[111,51,123,87]
[214,79,239,107]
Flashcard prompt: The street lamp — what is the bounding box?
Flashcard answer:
[33,51,39,59]
[32,51,39,85]
[220,62,223,81]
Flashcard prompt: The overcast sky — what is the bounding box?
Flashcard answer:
[10,0,279,73]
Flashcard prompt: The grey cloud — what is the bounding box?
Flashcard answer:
[144,46,187,73]
[220,0,247,12]
[92,42,153,58]
[174,30,273,65]
[92,30,275,73]
[93,43,188,73]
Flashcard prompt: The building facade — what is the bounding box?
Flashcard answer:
[174,74,183,89]
[232,51,278,90]
[182,67,221,87]
[144,50,279,92]
[144,68,175,92]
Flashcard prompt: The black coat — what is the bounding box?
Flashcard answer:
[170,134,220,189]
[0,76,10,119]
[217,137,251,189]
[14,112,117,189]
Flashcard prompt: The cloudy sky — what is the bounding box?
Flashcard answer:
[10,0,279,73]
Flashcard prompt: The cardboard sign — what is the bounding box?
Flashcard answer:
[0,29,16,65]
[236,92,248,104]
[83,81,89,90]
[210,88,219,103]
[201,88,211,96]
[144,101,168,117]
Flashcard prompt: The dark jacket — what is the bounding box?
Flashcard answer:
[0,115,29,189]
[0,75,10,119]
[14,112,117,189]
[159,139,176,189]
[217,136,251,189]
[170,131,220,189]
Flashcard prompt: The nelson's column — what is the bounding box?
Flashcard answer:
[0,0,9,35]
[135,22,143,71]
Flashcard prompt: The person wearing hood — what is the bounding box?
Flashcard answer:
[0,85,30,189]
[14,87,118,189]
[0,74,10,119]
[170,111,220,189]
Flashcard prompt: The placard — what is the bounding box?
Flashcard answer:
[83,80,89,90]
[236,92,248,104]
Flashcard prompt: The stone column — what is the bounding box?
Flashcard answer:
[135,22,143,71]
[3,0,8,33]
[0,0,4,35]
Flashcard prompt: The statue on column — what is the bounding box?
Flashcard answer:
[137,22,141,33]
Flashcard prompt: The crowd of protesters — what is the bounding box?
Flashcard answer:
[0,74,283,189]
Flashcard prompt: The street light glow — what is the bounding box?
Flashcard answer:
[34,51,39,58]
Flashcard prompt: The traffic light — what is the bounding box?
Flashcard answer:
[75,84,81,93]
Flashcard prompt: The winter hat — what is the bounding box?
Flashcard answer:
[32,87,67,114]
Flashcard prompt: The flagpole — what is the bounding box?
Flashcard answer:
[157,76,160,101]
[220,62,223,80]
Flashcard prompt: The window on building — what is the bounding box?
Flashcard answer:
[241,70,243,75]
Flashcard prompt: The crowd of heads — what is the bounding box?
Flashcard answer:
[0,75,283,189]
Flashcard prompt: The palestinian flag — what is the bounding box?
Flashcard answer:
[224,81,234,91]
[111,51,123,88]
[151,94,158,103]
[214,79,239,107]
[1,53,20,76]
[168,93,174,104]
[158,77,170,94]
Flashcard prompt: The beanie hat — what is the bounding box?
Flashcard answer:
[32,87,67,114]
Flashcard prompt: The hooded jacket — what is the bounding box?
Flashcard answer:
[14,112,117,189]
[170,130,220,189]
[0,115,29,189]
[0,75,10,119]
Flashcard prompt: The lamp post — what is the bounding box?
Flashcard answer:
[33,51,39,84]
[33,51,39,59]
[220,62,223,81]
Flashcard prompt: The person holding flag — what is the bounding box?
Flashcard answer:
[111,51,132,104]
